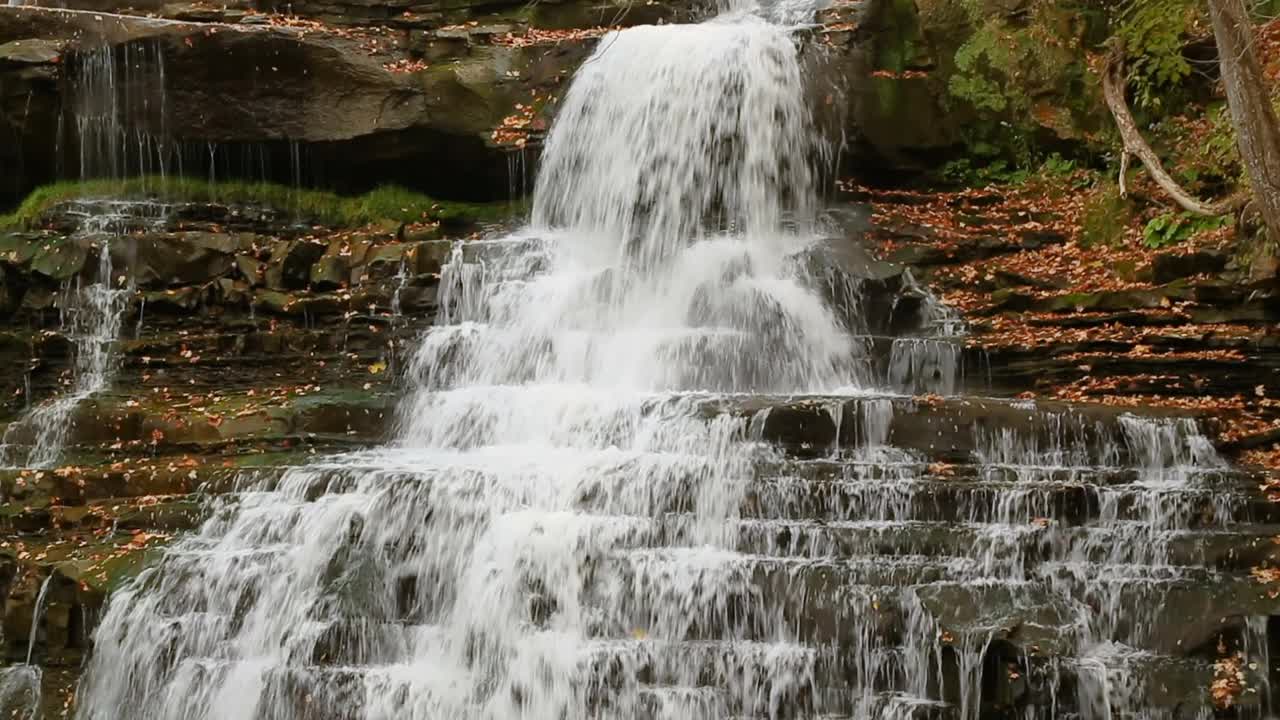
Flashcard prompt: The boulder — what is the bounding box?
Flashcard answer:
[0,233,44,267]
[114,233,236,287]
[310,237,374,289]
[236,256,266,287]
[1144,249,1228,284]
[264,241,326,290]
[0,6,580,204]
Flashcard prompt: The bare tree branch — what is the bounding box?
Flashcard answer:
[1102,44,1248,216]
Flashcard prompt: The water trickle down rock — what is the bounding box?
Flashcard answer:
[0,225,133,468]
[73,3,1276,720]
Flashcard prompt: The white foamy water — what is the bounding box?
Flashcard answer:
[72,3,1265,720]
[78,8,858,719]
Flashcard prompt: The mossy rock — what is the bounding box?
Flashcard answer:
[1080,184,1133,248]
[0,233,46,266]
[140,286,205,312]
[28,238,88,281]
[0,38,63,64]
[1036,289,1167,313]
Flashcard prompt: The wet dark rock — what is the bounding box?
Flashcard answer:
[985,288,1036,313]
[0,270,14,316]
[139,285,205,311]
[917,584,1075,656]
[994,269,1066,291]
[0,38,62,64]
[1034,289,1170,314]
[28,237,88,281]
[0,233,46,267]
[364,243,411,281]
[264,241,327,290]
[1145,249,1228,284]
[311,236,373,289]
[117,234,237,287]
[253,289,300,314]
[18,284,55,311]
[292,391,392,440]
[887,243,950,266]
[310,255,352,291]
[0,6,585,203]
[1187,302,1276,324]
[803,237,905,283]
[235,255,266,287]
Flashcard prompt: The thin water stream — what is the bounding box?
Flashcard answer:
[0,232,132,468]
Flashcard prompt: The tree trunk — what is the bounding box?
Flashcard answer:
[1209,0,1280,244]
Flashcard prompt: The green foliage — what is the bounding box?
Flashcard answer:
[937,1,1099,172]
[0,177,521,230]
[939,158,1031,187]
[948,20,1049,116]
[939,153,1082,189]
[1113,0,1197,110]
[1141,211,1230,249]
[1040,153,1078,177]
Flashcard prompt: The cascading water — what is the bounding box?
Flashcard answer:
[79,9,857,717]
[0,232,131,468]
[73,3,1271,720]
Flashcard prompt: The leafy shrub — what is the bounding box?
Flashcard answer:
[939,158,1031,187]
[1142,211,1229,249]
[1113,0,1197,110]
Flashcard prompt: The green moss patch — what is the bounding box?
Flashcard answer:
[0,177,525,230]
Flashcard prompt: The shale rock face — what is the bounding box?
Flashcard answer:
[0,0,940,208]
[0,8,547,202]
[0,1,714,206]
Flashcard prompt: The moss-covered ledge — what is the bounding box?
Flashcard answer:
[0,177,527,231]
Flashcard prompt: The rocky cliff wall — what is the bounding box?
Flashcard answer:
[0,0,971,208]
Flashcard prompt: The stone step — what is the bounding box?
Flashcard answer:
[0,494,201,534]
[747,472,1271,526]
[624,687,961,720]
[729,518,1279,571]
[3,389,1230,472]
[1065,645,1255,716]
[717,395,1219,464]
[156,477,1279,577]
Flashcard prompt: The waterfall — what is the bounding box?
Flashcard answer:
[73,2,1259,719]
[0,576,53,720]
[77,7,860,718]
[531,15,823,272]
[0,666,40,720]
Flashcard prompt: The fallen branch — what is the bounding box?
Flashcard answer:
[1102,44,1248,216]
